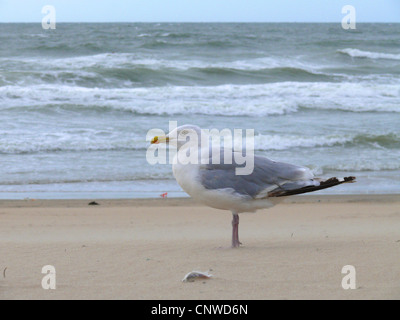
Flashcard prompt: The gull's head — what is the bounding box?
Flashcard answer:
[151,124,202,150]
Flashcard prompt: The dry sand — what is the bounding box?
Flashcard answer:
[0,195,399,300]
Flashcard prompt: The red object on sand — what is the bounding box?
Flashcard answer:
[160,192,168,198]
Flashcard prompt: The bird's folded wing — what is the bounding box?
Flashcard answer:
[199,153,318,199]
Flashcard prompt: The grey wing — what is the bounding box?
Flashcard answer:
[199,152,318,199]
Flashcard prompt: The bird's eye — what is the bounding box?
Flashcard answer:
[181,130,188,135]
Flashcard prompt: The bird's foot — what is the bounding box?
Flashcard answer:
[215,241,242,250]
[231,240,242,248]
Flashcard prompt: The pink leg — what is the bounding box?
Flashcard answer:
[231,213,242,248]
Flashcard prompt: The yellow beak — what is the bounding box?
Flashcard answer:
[151,135,169,144]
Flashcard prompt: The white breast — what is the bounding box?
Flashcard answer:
[172,161,202,197]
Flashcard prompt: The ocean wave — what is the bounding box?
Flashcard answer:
[136,32,194,39]
[254,133,400,151]
[0,129,149,154]
[353,133,400,148]
[3,52,399,88]
[0,53,325,72]
[0,54,340,87]
[190,66,328,80]
[0,140,148,154]
[323,161,400,172]
[1,131,398,155]
[0,145,143,155]
[0,175,175,186]
[1,82,399,115]
[253,135,351,151]
[139,39,235,49]
[338,48,400,61]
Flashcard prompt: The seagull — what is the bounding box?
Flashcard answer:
[151,124,355,248]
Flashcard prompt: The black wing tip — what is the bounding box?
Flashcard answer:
[269,176,357,197]
[321,176,356,185]
[344,176,356,182]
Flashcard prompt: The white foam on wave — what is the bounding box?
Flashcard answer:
[137,33,152,38]
[0,127,386,154]
[0,132,148,154]
[0,135,351,155]
[0,53,329,73]
[1,81,399,114]
[325,160,400,172]
[3,52,398,88]
[338,48,400,61]
[253,134,352,151]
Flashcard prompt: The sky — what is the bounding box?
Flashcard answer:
[0,0,399,23]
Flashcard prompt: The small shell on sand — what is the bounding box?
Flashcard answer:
[182,270,213,282]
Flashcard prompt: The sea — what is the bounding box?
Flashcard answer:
[0,23,399,199]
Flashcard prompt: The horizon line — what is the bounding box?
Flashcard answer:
[1,21,399,24]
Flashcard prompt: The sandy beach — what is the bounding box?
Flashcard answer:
[0,195,399,300]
